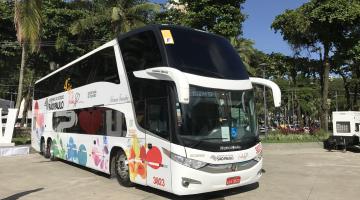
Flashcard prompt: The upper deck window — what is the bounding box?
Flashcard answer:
[163,27,249,80]
[119,31,163,73]
[34,46,119,100]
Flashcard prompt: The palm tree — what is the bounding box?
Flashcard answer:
[14,0,42,109]
[230,37,256,75]
[70,0,160,36]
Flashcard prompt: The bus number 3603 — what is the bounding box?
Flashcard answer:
[153,177,165,187]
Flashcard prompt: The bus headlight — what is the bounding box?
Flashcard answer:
[171,153,208,169]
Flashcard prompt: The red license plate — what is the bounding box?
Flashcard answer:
[226,176,241,185]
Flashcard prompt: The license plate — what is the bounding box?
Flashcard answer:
[226,176,241,185]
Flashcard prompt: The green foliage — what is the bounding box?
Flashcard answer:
[0,1,20,96]
[156,0,246,39]
[262,129,330,143]
[41,0,91,66]
[272,0,360,51]
[70,0,160,36]
[272,0,360,130]
[230,37,256,75]
[14,0,42,52]
[12,137,31,146]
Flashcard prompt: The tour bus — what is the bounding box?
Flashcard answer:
[32,25,281,195]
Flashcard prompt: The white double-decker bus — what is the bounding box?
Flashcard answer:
[32,25,281,195]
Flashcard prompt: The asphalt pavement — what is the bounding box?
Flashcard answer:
[1,142,360,200]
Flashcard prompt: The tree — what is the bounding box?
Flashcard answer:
[0,1,20,99]
[14,0,42,110]
[230,37,256,75]
[272,0,360,131]
[156,0,246,39]
[70,0,160,37]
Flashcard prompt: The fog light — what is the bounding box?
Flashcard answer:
[181,177,201,188]
[182,180,190,188]
[258,169,265,175]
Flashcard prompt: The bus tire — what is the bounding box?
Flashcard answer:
[46,139,56,161]
[40,138,46,156]
[114,151,133,187]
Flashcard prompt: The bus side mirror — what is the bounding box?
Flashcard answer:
[249,77,281,107]
[133,67,190,104]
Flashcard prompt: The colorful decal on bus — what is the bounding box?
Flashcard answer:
[91,137,109,171]
[79,109,103,134]
[33,101,45,143]
[78,144,87,166]
[146,146,162,169]
[67,137,78,162]
[66,137,88,166]
[127,135,147,181]
[52,134,66,159]
[126,135,164,181]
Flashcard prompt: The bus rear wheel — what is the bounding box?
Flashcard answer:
[46,139,56,161]
[114,151,133,187]
[40,139,46,156]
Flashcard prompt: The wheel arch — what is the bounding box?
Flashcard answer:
[109,146,126,178]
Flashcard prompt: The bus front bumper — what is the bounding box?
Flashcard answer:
[171,158,263,195]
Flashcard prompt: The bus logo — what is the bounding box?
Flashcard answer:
[64,78,72,91]
[210,155,234,161]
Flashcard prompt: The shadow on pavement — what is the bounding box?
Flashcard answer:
[38,157,260,199]
[135,182,259,200]
[2,188,44,200]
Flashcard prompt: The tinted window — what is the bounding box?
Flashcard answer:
[131,78,171,140]
[336,122,351,133]
[34,46,119,100]
[355,123,359,132]
[163,27,248,80]
[119,31,163,72]
[146,97,169,140]
[52,107,127,136]
[90,47,120,84]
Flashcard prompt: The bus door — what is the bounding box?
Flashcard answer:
[145,96,172,192]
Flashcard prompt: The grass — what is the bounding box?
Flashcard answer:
[9,130,330,145]
[261,129,330,143]
[11,136,31,146]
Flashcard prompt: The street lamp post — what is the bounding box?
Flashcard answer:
[259,63,268,137]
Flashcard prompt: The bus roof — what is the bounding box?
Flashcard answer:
[36,24,249,84]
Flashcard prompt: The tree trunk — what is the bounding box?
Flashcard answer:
[339,73,351,110]
[320,44,330,132]
[20,89,31,126]
[353,65,360,110]
[15,44,27,110]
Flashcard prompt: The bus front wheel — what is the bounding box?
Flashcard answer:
[114,151,133,187]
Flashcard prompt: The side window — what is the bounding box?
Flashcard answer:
[119,31,163,72]
[105,110,127,137]
[146,97,169,140]
[91,47,120,84]
[34,46,119,100]
[355,123,359,132]
[70,59,92,88]
[52,108,126,136]
[336,121,351,133]
[132,78,171,140]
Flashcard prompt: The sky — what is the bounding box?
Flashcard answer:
[242,0,309,56]
[153,0,309,56]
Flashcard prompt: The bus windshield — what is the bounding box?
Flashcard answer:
[163,27,248,80]
[177,86,258,150]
